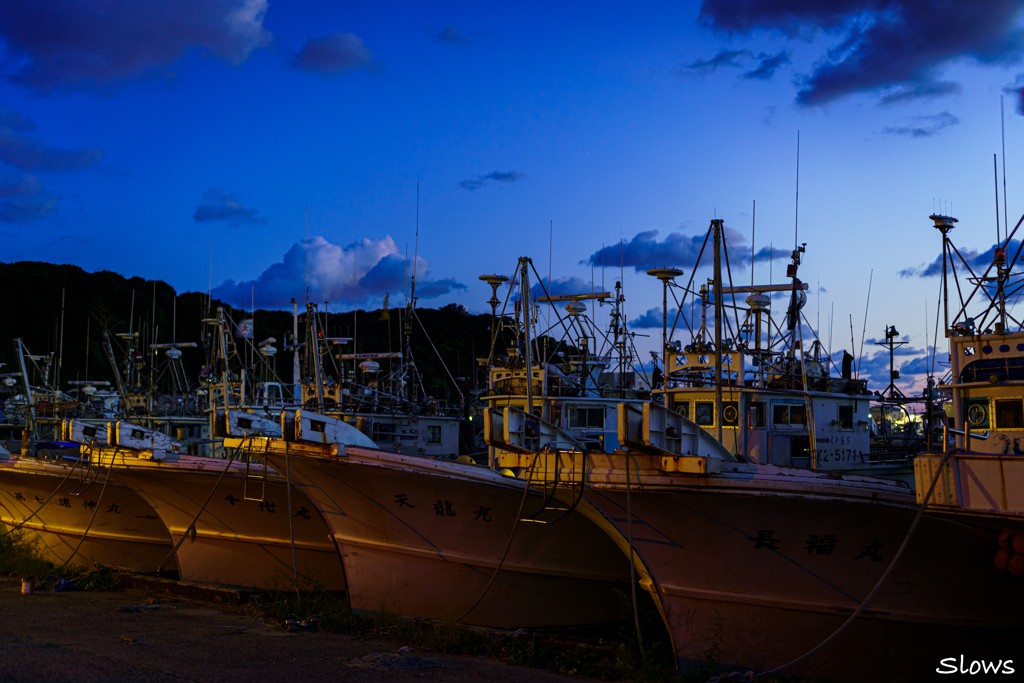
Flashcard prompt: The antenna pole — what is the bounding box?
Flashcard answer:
[57,288,65,391]
[857,270,873,379]
[995,154,1001,244]
[751,199,756,288]
[1003,95,1009,245]
[546,220,552,417]
[794,130,800,248]
[305,205,310,304]
[412,179,419,300]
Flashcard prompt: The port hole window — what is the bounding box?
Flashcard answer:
[569,407,604,429]
[722,401,739,427]
[966,399,990,429]
[773,403,806,426]
[748,402,765,429]
[837,404,854,431]
[676,402,689,420]
[995,400,1024,429]
[695,401,714,426]
[427,426,442,444]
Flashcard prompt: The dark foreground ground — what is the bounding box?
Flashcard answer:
[0,583,602,683]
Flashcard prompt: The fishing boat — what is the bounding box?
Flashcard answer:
[477,217,1024,681]
[287,301,463,458]
[239,407,631,627]
[487,397,1022,681]
[652,219,919,484]
[61,416,346,590]
[0,339,174,570]
[912,210,1024,631]
[0,445,173,571]
[481,257,652,462]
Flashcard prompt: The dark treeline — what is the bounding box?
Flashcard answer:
[0,261,521,402]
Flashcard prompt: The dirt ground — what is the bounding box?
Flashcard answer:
[0,582,599,683]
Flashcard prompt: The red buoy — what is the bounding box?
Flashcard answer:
[999,529,1013,551]
[1009,554,1024,577]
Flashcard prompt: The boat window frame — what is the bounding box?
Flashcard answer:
[966,397,990,429]
[722,400,739,428]
[837,403,854,431]
[426,425,443,444]
[994,397,1024,430]
[772,400,807,428]
[748,401,765,429]
[694,401,714,427]
[568,406,605,429]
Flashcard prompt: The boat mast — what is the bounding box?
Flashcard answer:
[931,213,958,448]
[712,219,724,445]
[291,297,299,401]
[306,303,325,409]
[647,267,684,408]
[14,338,35,437]
[521,258,534,417]
[101,330,130,418]
[217,307,231,411]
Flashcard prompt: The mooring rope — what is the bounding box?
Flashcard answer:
[456,455,539,622]
[57,453,115,569]
[767,449,954,674]
[156,438,245,573]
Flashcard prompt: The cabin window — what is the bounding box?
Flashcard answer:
[569,407,605,429]
[773,403,806,426]
[837,404,854,431]
[427,426,442,444]
[995,399,1024,429]
[748,402,765,428]
[722,401,739,427]
[695,401,714,426]
[966,398,990,429]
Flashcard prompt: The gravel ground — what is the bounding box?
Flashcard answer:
[0,583,596,683]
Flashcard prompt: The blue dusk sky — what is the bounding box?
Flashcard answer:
[2,0,1024,391]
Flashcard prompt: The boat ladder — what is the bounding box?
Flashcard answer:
[519,443,587,525]
[242,437,270,502]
